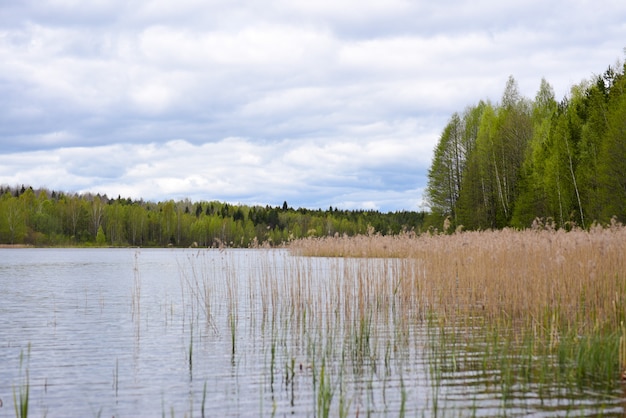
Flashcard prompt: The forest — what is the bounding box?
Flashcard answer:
[426,57,626,230]
[0,185,425,247]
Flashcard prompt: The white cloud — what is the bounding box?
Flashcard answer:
[0,136,429,210]
[1,0,626,210]
[129,81,175,114]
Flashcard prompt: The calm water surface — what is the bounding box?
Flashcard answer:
[0,248,624,417]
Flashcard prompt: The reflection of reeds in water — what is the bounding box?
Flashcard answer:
[113,358,119,397]
[131,251,142,330]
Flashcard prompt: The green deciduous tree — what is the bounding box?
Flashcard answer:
[512,78,558,227]
[426,112,464,223]
[0,193,27,244]
[599,79,626,221]
[96,225,107,246]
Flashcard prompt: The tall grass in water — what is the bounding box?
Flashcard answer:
[290,224,626,385]
[167,225,625,415]
[178,251,218,333]
[13,345,30,418]
[291,225,626,330]
[314,360,334,418]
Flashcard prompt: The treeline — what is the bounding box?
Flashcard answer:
[426,57,626,230]
[0,185,425,247]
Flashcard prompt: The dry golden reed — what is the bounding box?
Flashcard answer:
[290,225,626,336]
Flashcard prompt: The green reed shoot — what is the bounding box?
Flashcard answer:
[315,361,333,418]
[13,345,30,418]
[337,364,351,418]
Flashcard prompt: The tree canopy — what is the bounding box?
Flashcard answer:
[0,185,425,247]
[426,59,626,230]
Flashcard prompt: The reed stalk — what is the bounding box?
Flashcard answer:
[13,345,30,418]
[178,252,218,333]
[315,361,333,418]
[621,322,626,380]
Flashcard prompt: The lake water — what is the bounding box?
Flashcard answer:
[0,248,624,417]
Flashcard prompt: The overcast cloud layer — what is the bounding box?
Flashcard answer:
[1,1,625,211]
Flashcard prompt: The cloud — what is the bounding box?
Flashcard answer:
[1,0,626,210]
[0,135,429,210]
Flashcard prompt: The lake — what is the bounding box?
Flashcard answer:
[0,248,624,417]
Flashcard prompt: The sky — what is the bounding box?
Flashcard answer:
[1,1,625,212]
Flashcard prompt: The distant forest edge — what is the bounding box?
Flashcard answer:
[0,185,425,247]
[426,54,626,230]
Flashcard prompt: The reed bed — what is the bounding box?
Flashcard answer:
[290,224,626,395]
[290,225,626,335]
[170,224,626,415]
